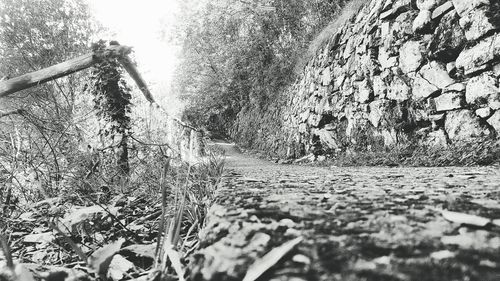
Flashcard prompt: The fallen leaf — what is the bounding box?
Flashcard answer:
[242,236,303,281]
[23,232,55,244]
[19,212,35,221]
[107,255,134,281]
[88,238,125,275]
[121,244,156,259]
[61,205,118,231]
[441,210,491,227]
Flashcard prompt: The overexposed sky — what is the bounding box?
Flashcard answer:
[88,0,183,114]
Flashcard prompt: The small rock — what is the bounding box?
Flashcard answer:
[316,155,327,162]
[475,107,492,118]
[443,82,465,93]
[479,260,498,268]
[445,109,491,140]
[292,254,311,265]
[284,228,302,237]
[430,250,456,260]
[373,255,391,265]
[446,62,456,75]
[279,218,296,228]
[429,113,445,121]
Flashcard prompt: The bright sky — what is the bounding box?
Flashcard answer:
[87,0,183,114]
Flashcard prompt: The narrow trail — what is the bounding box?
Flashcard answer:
[190,140,500,281]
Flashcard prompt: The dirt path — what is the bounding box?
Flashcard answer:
[189,141,500,281]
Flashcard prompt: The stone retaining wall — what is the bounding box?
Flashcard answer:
[231,0,500,158]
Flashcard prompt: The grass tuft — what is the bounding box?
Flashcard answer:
[323,138,500,167]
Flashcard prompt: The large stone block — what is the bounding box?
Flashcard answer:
[412,74,440,100]
[378,48,398,69]
[412,73,440,100]
[465,72,499,105]
[434,92,464,111]
[451,0,489,17]
[456,33,500,75]
[445,109,491,140]
[419,61,455,88]
[399,41,424,73]
[387,76,411,101]
[458,6,497,41]
[428,10,466,62]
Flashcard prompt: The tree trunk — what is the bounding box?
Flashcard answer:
[116,134,130,177]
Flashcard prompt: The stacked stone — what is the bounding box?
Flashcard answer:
[231,0,500,158]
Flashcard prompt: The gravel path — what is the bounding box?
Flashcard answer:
[189,141,500,281]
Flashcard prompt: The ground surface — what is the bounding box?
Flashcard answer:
[189,141,500,281]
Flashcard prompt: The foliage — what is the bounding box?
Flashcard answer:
[91,41,133,139]
[171,0,350,133]
[0,145,225,280]
[90,40,133,176]
[0,0,97,201]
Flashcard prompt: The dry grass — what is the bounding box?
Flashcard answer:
[323,138,500,167]
[295,0,367,73]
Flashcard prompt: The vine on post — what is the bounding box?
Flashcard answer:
[90,40,132,178]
